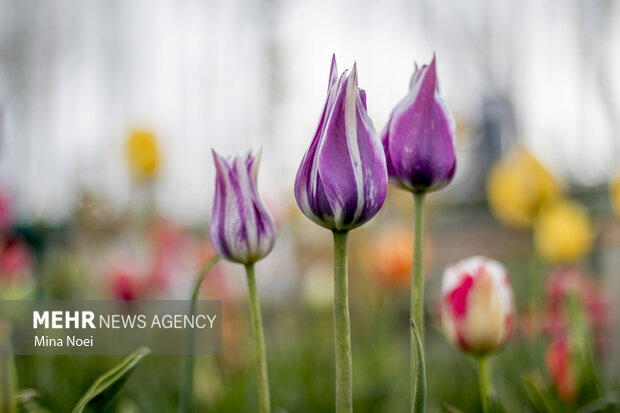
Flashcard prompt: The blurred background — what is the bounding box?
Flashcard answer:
[0,0,619,412]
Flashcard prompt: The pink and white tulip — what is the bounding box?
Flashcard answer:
[441,256,514,354]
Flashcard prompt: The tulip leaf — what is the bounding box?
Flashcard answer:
[522,372,561,413]
[487,394,507,413]
[71,347,150,413]
[410,320,426,413]
[576,393,620,413]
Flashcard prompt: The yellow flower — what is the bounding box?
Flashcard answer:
[534,199,593,263]
[126,130,160,181]
[487,146,560,228]
[611,175,620,220]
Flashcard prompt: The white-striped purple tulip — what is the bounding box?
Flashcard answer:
[295,56,388,231]
[210,150,276,264]
[382,56,456,193]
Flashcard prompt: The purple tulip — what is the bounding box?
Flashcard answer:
[382,56,456,193]
[210,150,276,264]
[295,56,388,232]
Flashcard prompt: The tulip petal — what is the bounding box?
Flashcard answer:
[210,150,275,264]
[383,56,456,193]
[441,256,514,355]
[295,57,387,231]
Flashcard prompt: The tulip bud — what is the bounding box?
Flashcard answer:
[441,256,514,355]
[382,56,456,193]
[294,56,388,231]
[545,336,578,403]
[210,150,276,264]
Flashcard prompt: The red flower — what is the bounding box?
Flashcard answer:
[545,335,577,403]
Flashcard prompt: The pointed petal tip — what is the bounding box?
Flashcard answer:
[211,148,220,161]
[211,149,227,175]
[421,55,438,90]
[350,61,358,84]
[328,55,339,88]
[428,54,437,74]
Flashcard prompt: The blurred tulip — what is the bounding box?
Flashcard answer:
[366,227,412,289]
[363,227,433,289]
[533,199,593,263]
[487,146,560,228]
[381,56,456,193]
[294,56,387,231]
[545,336,578,403]
[0,239,32,282]
[126,129,160,181]
[544,266,608,350]
[611,174,620,220]
[110,269,141,300]
[210,150,276,265]
[441,256,514,354]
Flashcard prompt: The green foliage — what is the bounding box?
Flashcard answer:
[17,389,51,413]
[10,236,618,412]
[0,323,18,413]
[71,347,150,413]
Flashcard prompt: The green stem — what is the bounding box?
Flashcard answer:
[180,255,220,413]
[245,263,271,413]
[411,192,426,337]
[411,192,426,409]
[410,320,426,413]
[477,356,490,413]
[333,231,352,413]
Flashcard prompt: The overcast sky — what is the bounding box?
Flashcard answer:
[0,0,619,224]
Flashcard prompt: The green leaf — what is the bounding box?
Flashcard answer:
[487,394,507,413]
[71,347,150,413]
[410,320,426,413]
[522,372,562,413]
[576,392,620,413]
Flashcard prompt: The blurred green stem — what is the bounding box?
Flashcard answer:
[180,255,220,413]
[477,356,490,413]
[0,322,17,413]
[333,230,352,413]
[411,192,426,409]
[245,263,271,413]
